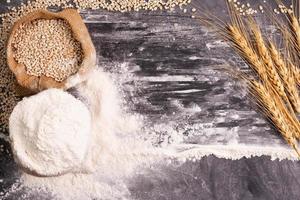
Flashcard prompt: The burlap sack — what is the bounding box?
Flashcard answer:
[7,9,96,94]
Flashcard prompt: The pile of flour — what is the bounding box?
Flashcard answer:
[14,69,165,200]
[9,89,92,177]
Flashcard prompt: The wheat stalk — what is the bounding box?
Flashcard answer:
[227,23,300,131]
[196,2,300,156]
[248,80,300,157]
[225,15,300,156]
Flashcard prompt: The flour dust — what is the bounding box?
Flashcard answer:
[16,69,168,200]
[5,66,298,200]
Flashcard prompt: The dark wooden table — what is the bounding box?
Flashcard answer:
[1,0,300,199]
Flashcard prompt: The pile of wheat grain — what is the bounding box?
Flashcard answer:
[12,19,83,82]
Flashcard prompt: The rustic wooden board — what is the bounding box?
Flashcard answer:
[81,8,283,147]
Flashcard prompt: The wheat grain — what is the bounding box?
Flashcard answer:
[12,19,83,82]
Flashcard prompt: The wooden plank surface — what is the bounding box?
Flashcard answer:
[1,1,300,199]
[82,8,283,146]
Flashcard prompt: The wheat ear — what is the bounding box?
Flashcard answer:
[226,25,267,81]
[250,24,288,103]
[291,63,300,86]
[251,27,300,139]
[249,80,300,157]
[288,14,300,86]
[290,14,300,50]
[269,42,300,113]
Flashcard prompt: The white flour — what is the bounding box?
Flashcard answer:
[20,69,165,200]
[9,89,92,177]
[169,144,299,162]
[8,69,298,200]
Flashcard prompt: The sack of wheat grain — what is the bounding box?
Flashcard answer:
[6,8,96,94]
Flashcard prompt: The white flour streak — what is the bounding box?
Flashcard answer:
[138,75,195,82]
[170,144,298,161]
[206,40,229,50]
[188,56,202,60]
[170,89,204,93]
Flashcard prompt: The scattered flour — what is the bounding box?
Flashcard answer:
[7,69,299,200]
[169,144,299,162]
[9,89,91,177]
[19,69,165,200]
